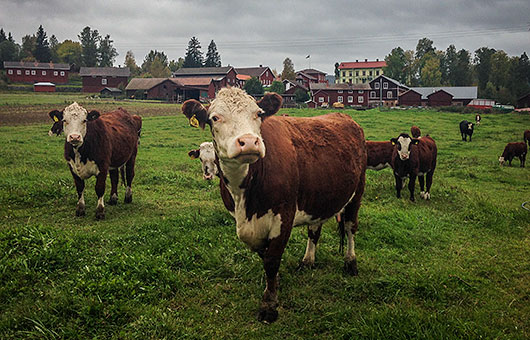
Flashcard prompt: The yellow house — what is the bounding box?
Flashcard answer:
[337,59,386,84]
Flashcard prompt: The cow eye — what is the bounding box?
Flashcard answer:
[211,115,219,122]
[83,119,87,123]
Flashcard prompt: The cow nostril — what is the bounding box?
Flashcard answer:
[254,139,258,146]
[239,140,245,147]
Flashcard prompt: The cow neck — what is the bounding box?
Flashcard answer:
[218,158,250,197]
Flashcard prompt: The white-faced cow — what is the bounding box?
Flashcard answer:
[391,133,437,201]
[475,114,482,125]
[524,130,530,148]
[366,141,393,170]
[182,87,366,323]
[49,103,142,219]
[410,125,421,138]
[460,120,474,141]
[499,142,527,167]
[188,142,218,180]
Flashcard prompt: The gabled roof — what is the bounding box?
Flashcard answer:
[235,67,270,78]
[125,78,170,90]
[296,72,317,81]
[236,74,252,81]
[370,75,408,89]
[298,68,326,75]
[409,86,478,100]
[4,61,70,70]
[173,66,233,76]
[310,83,370,91]
[172,77,214,87]
[80,67,130,77]
[101,87,122,93]
[339,61,386,69]
[427,89,453,98]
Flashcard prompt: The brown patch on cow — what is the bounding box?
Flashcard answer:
[366,141,393,170]
[500,142,527,167]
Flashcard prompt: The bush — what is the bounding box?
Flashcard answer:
[269,81,285,94]
[294,88,309,103]
[243,77,264,95]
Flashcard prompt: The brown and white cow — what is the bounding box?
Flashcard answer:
[49,103,142,219]
[475,114,482,125]
[182,87,366,323]
[499,142,527,167]
[410,125,421,138]
[366,141,393,170]
[391,133,437,201]
[524,130,530,148]
[188,142,218,180]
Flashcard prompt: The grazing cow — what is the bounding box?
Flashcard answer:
[475,114,481,125]
[391,133,437,201]
[524,130,530,148]
[460,120,474,141]
[366,141,393,170]
[188,142,218,180]
[499,142,527,167]
[182,87,366,323]
[49,103,142,219]
[410,125,421,138]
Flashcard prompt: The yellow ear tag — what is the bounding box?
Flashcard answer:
[53,116,59,122]
[391,141,395,145]
[189,115,200,128]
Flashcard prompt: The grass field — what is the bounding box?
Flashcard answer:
[0,94,529,339]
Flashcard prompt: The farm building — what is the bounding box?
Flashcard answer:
[337,59,386,84]
[308,83,370,108]
[235,66,274,86]
[405,87,478,106]
[33,82,56,92]
[80,67,130,93]
[100,87,123,98]
[399,89,422,107]
[368,75,409,107]
[295,69,328,88]
[283,79,308,95]
[172,66,237,93]
[4,61,70,84]
[467,98,496,109]
[516,93,530,108]
[125,78,213,102]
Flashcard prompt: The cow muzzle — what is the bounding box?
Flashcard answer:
[233,134,262,163]
[399,153,409,160]
[68,134,82,146]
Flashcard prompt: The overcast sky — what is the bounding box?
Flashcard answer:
[1,0,529,75]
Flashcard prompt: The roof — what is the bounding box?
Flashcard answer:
[310,83,371,91]
[4,61,70,70]
[370,75,408,89]
[339,61,386,69]
[409,86,478,100]
[235,67,270,78]
[236,74,252,81]
[34,82,55,86]
[173,66,233,76]
[80,67,130,77]
[296,72,317,81]
[125,78,169,90]
[100,87,122,93]
[298,68,326,75]
[172,77,214,87]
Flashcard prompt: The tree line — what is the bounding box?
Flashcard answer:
[380,37,530,105]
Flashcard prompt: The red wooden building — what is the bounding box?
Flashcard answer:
[34,82,56,92]
[402,87,478,107]
[172,66,237,93]
[80,67,130,93]
[398,89,422,106]
[308,83,370,108]
[368,75,409,107]
[296,68,327,89]
[4,61,70,84]
[235,66,275,86]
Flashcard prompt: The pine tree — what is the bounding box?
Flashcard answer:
[125,50,141,76]
[49,35,59,63]
[142,50,168,74]
[183,37,203,68]
[99,34,118,67]
[204,40,221,67]
[78,26,101,67]
[0,29,6,43]
[34,25,51,62]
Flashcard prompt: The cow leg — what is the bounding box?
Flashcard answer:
[424,171,433,200]
[108,169,119,205]
[300,224,322,268]
[124,154,136,203]
[508,157,513,166]
[419,175,426,199]
[520,154,526,167]
[70,168,86,217]
[394,174,402,198]
[258,219,293,323]
[408,174,416,201]
[95,171,107,220]
[342,172,365,275]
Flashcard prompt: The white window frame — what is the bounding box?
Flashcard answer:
[338,96,343,103]
[348,96,353,103]
[101,78,107,85]
[54,71,58,76]
[370,91,376,98]
[318,97,324,103]
[358,96,364,103]
[8,69,13,74]
[387,91,392,98]
[358,90,364,94]
[60,71,65,76]
[31,70,36,75]
[42,71,46,76]
[383,82,388,89]
[17,70,21,75]
[338,90,343,93]
[374,82,380,89]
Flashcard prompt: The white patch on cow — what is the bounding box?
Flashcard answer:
[219,161,249,195]
[397,136,413,160]
[48,130,54,136]
[78,191,85,206]
[294,209,325,226]
[68,149,100,180]
[417,172,425,176]
[198,142,218,179]
[302,224,321,265]
[468,123,473,130]
[62,102,89,146]
[367,162,390,170]
[344,221,356,261]
[126,186,132,197]
[97,196,104,209]
[498,156,505,165]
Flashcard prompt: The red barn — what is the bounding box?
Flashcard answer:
[235,66,275,86]
[80,67,130,93]
[427,89,453,106]
[399,89,422,106]
[4,61,70,84]
[173,67,238,92]
[308,83,370,108]
[34,82,56,92]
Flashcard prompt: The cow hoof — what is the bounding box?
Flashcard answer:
[420,191,425,199]
[124,195,132,204]
[95,207,105,220]
[75,205,86,217]
[410,196,415,202]
[258,307,278,323]
[423,192,431,200]
[297,260,315,271]
[343,259,358,276]
[108,195,118,205]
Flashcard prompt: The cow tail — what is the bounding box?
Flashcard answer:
[337,214,346,254]
[120,166,126,186]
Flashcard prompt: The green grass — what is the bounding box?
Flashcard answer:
[0,100,529,339]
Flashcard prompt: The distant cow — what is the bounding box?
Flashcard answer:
[460,120,474,141]
[49,103,142,219]
[410,125,421,138]
[188,142,218,180]
[391,133,437,201]
[366,141,393,170]
[48,119,63,136]
[499,142,527,167]
[524,130,530,148]
[182,87,366,323]
[475,114,481,125]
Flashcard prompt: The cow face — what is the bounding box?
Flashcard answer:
[498,156,505,165]
[391,134,419,161]
[48,110,64,136]
[182,88,282,164]
[55,102,100,147]
[468,123,474,131]
[189,142,218,180]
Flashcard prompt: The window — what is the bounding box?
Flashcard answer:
[348,96,353,103]
[348,90,353,94]
[102,78,107,85]
[17,70,21,75]
[8,70,13,74]
[319,97,324,103]
[369,70,373,76]
[362,70,366,76]
[374,82,380,89]
[349,71,352,76]
[342,71,346,77]
[383,82,388,89]
[359,96,364,103]
[338,90,343,93]
[356,71,359,76]
[358,90,364,94]
[31,70,36,75]
[387,91,392,98]
[376,70,380,76]
[42,71,46,75]
[338,96,343,103]
[370,91,376,98]
[26,70,30,75]
[54,71,58,76]
[60,71,65,76]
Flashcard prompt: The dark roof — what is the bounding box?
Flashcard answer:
[80,67,130,77]
[409,86,477,100]
[125,78,170,90]
[173,66,233,76]
[4,61,70,70]
[310,83,370,91]
[298,68,326,75]
[235,67,270,78]
[296,72,317,81]
[369,75,409,89]
[100,87,122,93]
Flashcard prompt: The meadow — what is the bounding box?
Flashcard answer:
[0,93,529,339]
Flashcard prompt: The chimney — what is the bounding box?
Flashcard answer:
[376,58,379,62]
[356,59,358,62]
[365,59,368,62]
[259,64,263,67]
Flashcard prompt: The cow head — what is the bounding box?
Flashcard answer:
[49,102,100,147]
[48,110,64,136]
[498,156,505,165]
[391,133,419,161]
[189,142,218,180]
[182,87,282,164]
[468,122,474,131]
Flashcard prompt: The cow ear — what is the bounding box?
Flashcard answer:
[412,139,420,145]
[188,149,200,159]
[87,110,100,121]
[49,110,63,122]
[182,100,209,129]
[257,93,283,118]
[390,138,397,145]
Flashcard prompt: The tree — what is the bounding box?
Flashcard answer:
[99,34,117,67]
[20,34,36,61]
[269,80,285,94]
[294,88,309,103]
[49,35,60,63]
[281,57,296,81]
[415,37,435,60]
[442,44,458,85]
[124,50,141,76]
[420,53,442,86]
[474,47,496,94]
[0,40,19,68]
[78,26,101,67]
[204,40,221,67]
[149,57,171,77]
[56,40,82,68]
[34,25,51,62]
[0,29,6,43]
[490,50,510,91]
[454,49,472,86]
[142,50,168,75]
[334,62,340,80]
[507,52,530,100]
[384,47,408,84]
[243,76,264,95]
[183,37,203,68]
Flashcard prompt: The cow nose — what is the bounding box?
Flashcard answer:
[69,134,81,142]
[236,134,260,153]
[401,153,409,160]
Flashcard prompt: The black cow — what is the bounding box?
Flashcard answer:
[460,120,474,141]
